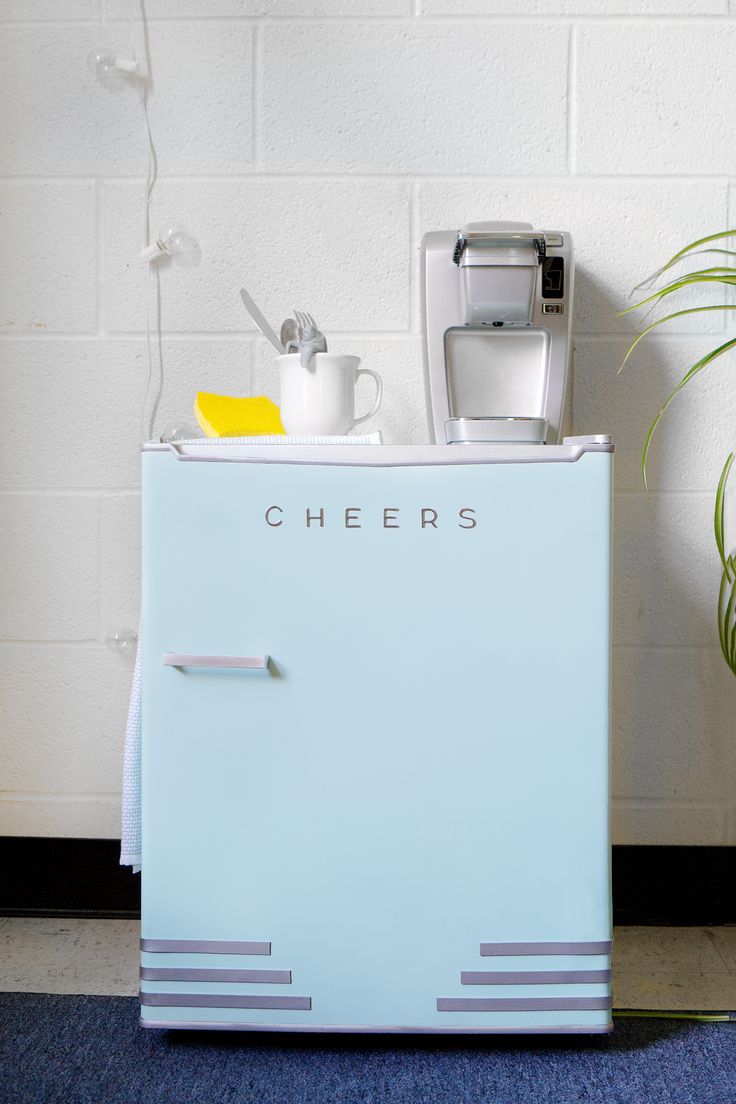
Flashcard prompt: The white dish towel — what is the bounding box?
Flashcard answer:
[120,632,142,872]
[120,433,382,871]
[172,432,383,446]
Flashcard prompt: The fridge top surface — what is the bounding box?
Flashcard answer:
[142,435,612,467]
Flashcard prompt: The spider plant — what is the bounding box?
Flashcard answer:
[620,229,736,675]
[715,453,736,675]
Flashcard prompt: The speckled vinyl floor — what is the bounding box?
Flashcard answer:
[1,919,736,1010]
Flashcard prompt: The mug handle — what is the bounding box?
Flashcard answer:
[353,369,383,428]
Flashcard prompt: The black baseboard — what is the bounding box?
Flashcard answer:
[1,839,734,924]
[612,845,736,925]
[0,838,140,919]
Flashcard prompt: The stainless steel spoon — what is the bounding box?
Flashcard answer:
[280,317,299,354]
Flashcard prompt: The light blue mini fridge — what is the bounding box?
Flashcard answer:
[139,437,613,1035]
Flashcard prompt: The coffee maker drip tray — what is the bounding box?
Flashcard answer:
[445,416,548,445]
[444,326,550,423]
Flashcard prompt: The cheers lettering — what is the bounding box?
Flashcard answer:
[264,505,477,529]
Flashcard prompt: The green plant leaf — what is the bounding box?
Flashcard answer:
[718,563,730,662]
[641,338,736,491]
[683,248,736,261]
[714,452,734,572]
[621,272,736,316]
[619,306,736,373]
[727,569,736,670]
[634,251,736,294]
[722,556,736,670]
[632,229,736,291]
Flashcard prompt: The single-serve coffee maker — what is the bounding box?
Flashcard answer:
[421,221,573,445]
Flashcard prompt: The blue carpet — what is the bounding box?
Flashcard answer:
[1,994,735,1104]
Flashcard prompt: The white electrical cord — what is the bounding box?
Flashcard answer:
[114,0,161,443]
[92,1,184,441]
[130,0,163,443]
[140,83,161,443]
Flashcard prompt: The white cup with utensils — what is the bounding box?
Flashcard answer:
[276,353,382,436]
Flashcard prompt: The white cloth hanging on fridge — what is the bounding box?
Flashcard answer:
[120,632,142,872]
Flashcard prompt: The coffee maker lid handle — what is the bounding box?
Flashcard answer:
[452,230,554,266]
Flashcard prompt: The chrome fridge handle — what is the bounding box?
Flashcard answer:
[163,654,270,670]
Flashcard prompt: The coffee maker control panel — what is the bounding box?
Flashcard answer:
[542,256,564,299]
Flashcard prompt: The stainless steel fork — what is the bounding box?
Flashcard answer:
[293,309,327,368]
[294,309,323,339]
[294,309,314,339]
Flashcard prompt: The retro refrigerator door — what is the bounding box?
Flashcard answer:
[140,451,612,1033]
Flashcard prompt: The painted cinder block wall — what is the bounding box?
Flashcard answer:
[1,0,736,844]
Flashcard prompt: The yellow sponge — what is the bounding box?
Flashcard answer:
[194,393,285,438]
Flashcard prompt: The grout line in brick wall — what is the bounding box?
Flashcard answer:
[566,23,577,177]
[722,182,736,337]
[95,180,105,337]
[96,493,104,645]
[0,331,416,342]
[252,24,261,171]
[95,330,422,340]
[408,180,419,335]
[0,488,139,496]
[0,12,732,28]
[573,332,729,342]
[0,640,103,644]
[396,13,736,23]
[0,639,105,647]
[614,486,721,495]
[0,330,720,342]
[1,173,734,184]
[614,489,718,497]
[0,176,104,184]
[0,20,103,27]
[43,14,736,25]
[249,334,259,394]
[0,333,109,341]
[0,790,123,801]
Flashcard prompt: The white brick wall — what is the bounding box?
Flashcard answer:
[1,1,735,843]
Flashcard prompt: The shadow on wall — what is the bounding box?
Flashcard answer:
[572,267,734,846]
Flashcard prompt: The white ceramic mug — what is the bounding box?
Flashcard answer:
[276,353,382,436]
